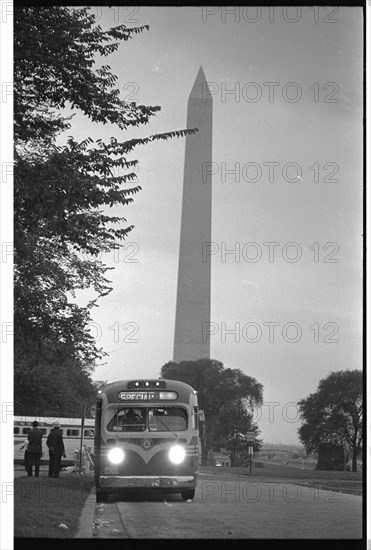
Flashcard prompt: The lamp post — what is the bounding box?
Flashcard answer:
[79,404,85,474]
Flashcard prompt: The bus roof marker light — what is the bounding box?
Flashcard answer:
[145,382,150,387]
[135,382,140,387]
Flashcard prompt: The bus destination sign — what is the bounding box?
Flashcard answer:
[118,391,156,401]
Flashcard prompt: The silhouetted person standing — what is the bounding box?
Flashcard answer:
[46,422,66,478]
[27,421,43,477]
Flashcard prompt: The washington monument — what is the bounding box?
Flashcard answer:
[173,66,212,363]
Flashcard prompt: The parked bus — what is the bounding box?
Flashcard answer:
[14,416,95,461]
[94,379,200,501]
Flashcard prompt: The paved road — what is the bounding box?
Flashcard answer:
[90,473,362,539]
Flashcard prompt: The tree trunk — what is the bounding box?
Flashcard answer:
[200,421,208,466]
[352,445,358,472]
[230,449,236,467]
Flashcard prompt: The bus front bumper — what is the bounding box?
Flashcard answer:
[98,475,197,489]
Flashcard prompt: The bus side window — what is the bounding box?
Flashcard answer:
[67,429,80,437]
[192,407,199,429]
[22,428,31,434]
[14,427,20,435]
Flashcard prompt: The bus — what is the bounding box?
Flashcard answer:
[14,416,95,461]
[94,379,200,501]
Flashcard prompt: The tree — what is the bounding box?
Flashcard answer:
[315,443,350,472]
[160,359,263,465]
[14,341,97,418]
[14,7,197,412]
[297,370,363,472]
[210,399,262,466]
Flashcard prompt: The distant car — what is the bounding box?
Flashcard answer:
[215,462,222,467]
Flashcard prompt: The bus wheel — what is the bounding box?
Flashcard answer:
[181,489,195,501]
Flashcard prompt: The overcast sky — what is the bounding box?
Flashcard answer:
[26,7,366,445]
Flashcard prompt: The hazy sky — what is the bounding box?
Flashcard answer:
[25,7,366,444]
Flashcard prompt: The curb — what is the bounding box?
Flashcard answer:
[74,487,96,538]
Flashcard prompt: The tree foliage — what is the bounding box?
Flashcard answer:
[14,7,158,143]
[160,359,263,465]
[14,343,97,418]
[209,400,262,466]
[297,370,363,472]
[14,7,196,414]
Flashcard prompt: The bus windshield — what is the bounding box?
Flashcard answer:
[107,408,146,432]
[149,408,187,432]
[106,407,188,432]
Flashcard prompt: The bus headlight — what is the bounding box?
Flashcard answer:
[107,448,125,464]
[169,445,186,464]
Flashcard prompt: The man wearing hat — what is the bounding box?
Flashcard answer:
[46,422,66,478]
[27,420,43,477]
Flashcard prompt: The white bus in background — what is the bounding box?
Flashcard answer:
[14,416,95,461]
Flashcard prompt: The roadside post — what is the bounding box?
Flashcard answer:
[79,404,85,474]
[246,432,255,475]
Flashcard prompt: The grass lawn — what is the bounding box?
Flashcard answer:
[14,474,94,538]
[201,465,363,495]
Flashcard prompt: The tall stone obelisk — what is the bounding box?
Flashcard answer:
[173,66,212,363]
